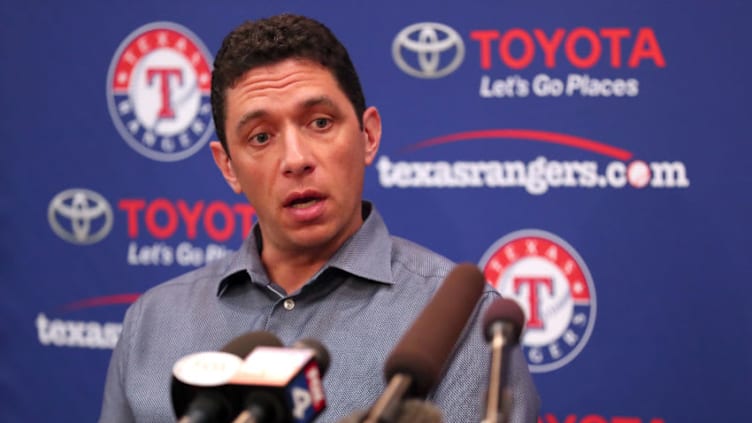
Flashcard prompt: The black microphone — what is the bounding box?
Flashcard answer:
[171,331,284,423]
[363,262,485,423]
[229,339,330,423]
[481,298,525,423]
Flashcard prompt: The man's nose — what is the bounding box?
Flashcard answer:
[281,129,315,176]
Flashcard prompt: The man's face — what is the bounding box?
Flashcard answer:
[210,59,381,258]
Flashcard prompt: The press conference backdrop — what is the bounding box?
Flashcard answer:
[2,1,750,422]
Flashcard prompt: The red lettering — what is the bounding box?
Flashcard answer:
[540,414,577,423]
[628,28,666,68]
[176,200,204,239]
[120,198,257,241]
[534,29,565,68]
[514,277,553,328]
[500,28,535,69]
[145,198,178,240]
[233,204,256,239]
[539,414,664,423]
[146,68,182,118]
[565,28,601,68]
[471,27,664,70]
[600,28,631,67]
[204,201,235,242]
[118,199,146,238]
[470,30,500,69]
[539,414,557,423]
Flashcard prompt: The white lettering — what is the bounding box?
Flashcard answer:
[650,162,690,188]
[528,347,544,363]
[532,74,564,97]
[307,366,325,406]
[176,241,204,266]
[479,74,530,98]
[566,73,639,97]
[548,342,562,359]
[205,243,231,263]
[291,387,312,419]
[562,329,579,346]
[605,162,627,187]
[36,313,122,349]
[127,241,174,266]
[376,156,688,193]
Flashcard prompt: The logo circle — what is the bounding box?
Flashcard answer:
[48,188,114,245]
[479,229,597,373]
[106,22,214,162]
[627,160,652,188]
[392,22,465,79]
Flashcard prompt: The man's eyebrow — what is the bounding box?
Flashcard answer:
[235,109,267,137]
[300,95,341,113]
[233,96,342,137]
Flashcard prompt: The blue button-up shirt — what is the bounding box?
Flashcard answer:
[99,203,539,422]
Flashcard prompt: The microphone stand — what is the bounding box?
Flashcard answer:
[364,374,412,423]
[482,322,512,423]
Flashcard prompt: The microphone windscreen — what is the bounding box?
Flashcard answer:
[171,331,283,420]
[292,338,331,376]
[482,298,525,343]
[384,262,485,397]
[221,330,283,357]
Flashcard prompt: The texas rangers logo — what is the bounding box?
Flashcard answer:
[479,229,597,373]
[106,22,214,161]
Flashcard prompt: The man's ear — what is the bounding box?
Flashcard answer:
[210,141,242,194]
[362,106,382,166]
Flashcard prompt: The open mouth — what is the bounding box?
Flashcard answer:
[284,192,324,209]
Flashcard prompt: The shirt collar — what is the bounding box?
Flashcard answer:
[216,201,394,297]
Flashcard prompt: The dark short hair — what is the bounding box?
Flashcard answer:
[210,14,366,153]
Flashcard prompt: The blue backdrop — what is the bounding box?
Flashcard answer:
[2,1,750,422]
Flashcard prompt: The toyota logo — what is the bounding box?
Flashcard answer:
[48,188,114,245]
[392,22,465,79]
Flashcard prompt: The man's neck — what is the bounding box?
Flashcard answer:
[263,257,326,294]
[258,202,371,294]
[259,234,349,294]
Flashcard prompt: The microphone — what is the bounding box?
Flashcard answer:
[481,298,525,423]
[363,262,485,423]
[229,341,329,423]
[171,331,284,423]
[224,331,286,358]
[292,338,331,376]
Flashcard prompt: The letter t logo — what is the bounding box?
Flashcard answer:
[513,276,553,329]
[147,68,182,118]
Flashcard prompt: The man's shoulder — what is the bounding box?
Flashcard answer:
[390,235,498,296]
[389,235,455,281]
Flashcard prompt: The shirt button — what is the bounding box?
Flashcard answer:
[283,298,295,310]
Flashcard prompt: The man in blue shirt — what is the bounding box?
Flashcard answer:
[100,13,539,422]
